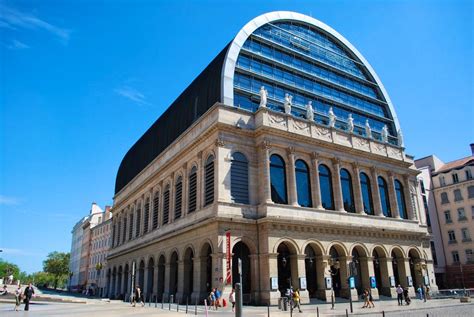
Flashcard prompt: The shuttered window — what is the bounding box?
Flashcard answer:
[117,220,121,245]
[135,204,141,237]
[128,212,133,240]
[204,155,215,206]
[231,152,249,204]
[122,216,127,244]
[163,186,170,224]
[152,192,159,229]
[143,198,150,234]
[175,177,183,219]
[188,167,197,213]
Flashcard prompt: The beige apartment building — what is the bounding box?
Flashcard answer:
[417,145,474,289]
[106,12,436,305]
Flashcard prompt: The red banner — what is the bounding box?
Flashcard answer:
[226,231,231,284]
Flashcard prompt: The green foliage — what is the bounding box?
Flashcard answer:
[0,258,20,280]
[43,252,70,289]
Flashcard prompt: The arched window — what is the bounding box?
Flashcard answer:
[395,180,408,219]
[295,159,312,207]
[360,172,374,215]
[231,152,249,204]
[188,166,197,213]
[378,177,391,217]
[204,155,214,206]
[340,168,355,212]
[270,154,288,204]
[143,198,150,234]
[319,164,334,210]
[175,176,183,219]
[128,211,133,240]
[152,192,159,229]
[163,185,170,225]
[135,203,141,237]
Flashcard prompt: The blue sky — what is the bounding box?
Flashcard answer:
[0,0,472,274]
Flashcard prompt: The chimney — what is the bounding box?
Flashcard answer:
[104,206,112,220]
[471,143,474,156]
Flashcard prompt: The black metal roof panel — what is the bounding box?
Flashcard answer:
[114,43,230,194]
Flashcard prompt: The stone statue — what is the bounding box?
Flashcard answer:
[305,101,314,121]
[284,93,292,114]
[328,107,336,128]
[259,86,268,108]
[347,114,354,133]
[365,119,372,138]
[381,124,388,142]
[397,129,404,147]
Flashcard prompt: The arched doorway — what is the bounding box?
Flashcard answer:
[351,248,363,295]
[408,249,422,290]
[304,244,322,298]
[147,258,154,299]
[124,264,130,298]
[372,249,382,294]
[391,249,404,287]
[111,267,116,298]
[117,266,123,299]
[169,251,179,298]
[106,269,112,298]
[183,247,194,300]
[232,241,251,294]
[277,242,296,296]
[157,255,165,300]
[200,243,213,294]
[329,246,342,297]
[138,260,145,291]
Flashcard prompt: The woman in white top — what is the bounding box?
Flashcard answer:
[14,285,22,311]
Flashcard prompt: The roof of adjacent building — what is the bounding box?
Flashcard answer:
[434,156,474,174]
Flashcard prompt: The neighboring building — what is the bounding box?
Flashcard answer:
[68,216,87,291]
[107,11,436,305]
[87,206,112,297]
[416,144,474,289]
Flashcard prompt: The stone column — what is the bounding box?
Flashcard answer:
[169,172,175,223]
[387,172,400,218]
[359,257,379,300]
[260,253,279,305]
[316,255,332,302]
[293,254,309,303]
[370,167,383,216]
[331,158,345,212]
[158,181,164,227]
[164,262,171,301]
[399,258,412,293]
[248,254,260,303]
[181,163,188,217]
[403,175,416,220]
[351,163,364,214]
[176,260,185,303]
[379,258,397,298]
[287,147,299,206]
[197,151,204,210]
[310,152,323,209]
[215,138,230,203]
[143,265,149,300]
[191,257,204,303]
[339,256,358,300]
[153,263,159,298]
[259,140,272,204]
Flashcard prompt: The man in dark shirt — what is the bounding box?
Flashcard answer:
[23,283,35,311]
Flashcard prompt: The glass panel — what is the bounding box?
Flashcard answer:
[319,164,334,210]
[340,168,355,212]
[295,159,312,207]
[395,180,407,219]
[360,172,374,215]
[378,177,391,217]
[270,154,288,204]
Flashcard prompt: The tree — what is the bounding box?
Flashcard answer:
[43,252,70,289]
[0,259,20,281]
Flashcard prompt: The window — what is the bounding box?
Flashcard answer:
[340,168,355,212]
[188,166,197,212]
[230,152,249,204]
[378,176,391,217]
[444,210,452,223]
[452,173,459,183]
[472,206,474,219]
[430,241,438,266]
[143,198,150,234]
[152,192,159,229]
[270,154,288,204]
[452,251,460,263]
[319,164,334,210]
[295,159,312,207]
[440,192,449,204]
[420,180,426,194]
[448,230,457,243]
[163,185,170,225]
[204,155,215,206]
[122,216,127,244]
[423,196,431,227]
[466,169,473,180]
[454,189,463,202]
[461,228,471,242]
[439,176,446,186]
[360,172,374,215]
[175,176,183,219]
[458,208,467,221]
[466,249,473,263]
[394,180,407,219]
[135,204,141,237]
[468,186,474,199]
[128,212,133,240]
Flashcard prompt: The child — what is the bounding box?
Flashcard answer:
[229,288,236,312]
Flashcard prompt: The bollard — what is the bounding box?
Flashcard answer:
[195,298,197,315]
[204,299,209,317]
[155,295,157,308]
[186,297,189,314]
[169,294,172,310]
[177,300,179,312]
[162,294,164,309]
[382,311,385,317]
[346,308,348,317]
[267,303,270,317]
[149,294,151,307]
[317,306,319,317]
[235,283,243,317]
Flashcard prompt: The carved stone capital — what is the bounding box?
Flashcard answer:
[311,151,319,160]
[331,157,341,166]
[215,138,225,147]
[197,151,203,160]
[351,161,360,170]
[260,139,271,150]
[286,146,295,155]
[370,166,378,174]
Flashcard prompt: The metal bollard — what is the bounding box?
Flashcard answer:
[268,303,270,317]
[317,306,319,317]
[195,298,197,315]
[235,283,243,317]
[177,300,179,312]
[346,308,348,317]
[162,294,164,309]
[155,295,157,308]
[149,294,151,307]
[382,311,385,317]
[186,297,189,314]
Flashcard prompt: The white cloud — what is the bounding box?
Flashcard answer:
[6,39,29,49]
[114,86,151,106]
[0,3,70,42]
[0,248,41,256]
[0,195,19,205]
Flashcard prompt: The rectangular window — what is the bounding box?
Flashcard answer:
[466,169,473,180]
[468,186,474,199]
[452,251,460,263]
[441,192,449,204]
[440,176,446,186]
[466,249,473,263]
[452,173,459,183]
[458,208,467,221]
[444,210,452,223]
[448,230,457,243]
[430,241,438,266]
[462,228,471,242]
[454,189,463,202]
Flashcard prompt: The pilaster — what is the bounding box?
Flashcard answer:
[332,158,345,212]
[311,152,323,209]
[287,147,299,206]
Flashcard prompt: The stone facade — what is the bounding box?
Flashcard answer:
[106,105,436,304]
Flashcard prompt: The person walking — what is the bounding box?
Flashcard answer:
[368,289,375,308]
[292,288,303,313]
[132,285,144,307]
[362,289,369,308]
[417,285,423,300]
[403,287,411,305]
[214,287,221,309]
[396,285,404,305]
[14,284,22,311]
[23,283,35,311]
[229,288,236,312]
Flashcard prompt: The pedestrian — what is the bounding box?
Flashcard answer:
[229,288,236,312]
[417,285,423,300]
[292,288,303,313]
[426,286,431,300]
[361,289,368,308]
[14,284,22,311]
[0,285,8,295]
[368,289,375,308]
[396,284,404,305]
[208,289,215,310]
[23,282,35,311]
[214,287,221,308]
[132,285,144,307]
[403,287,411,305]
